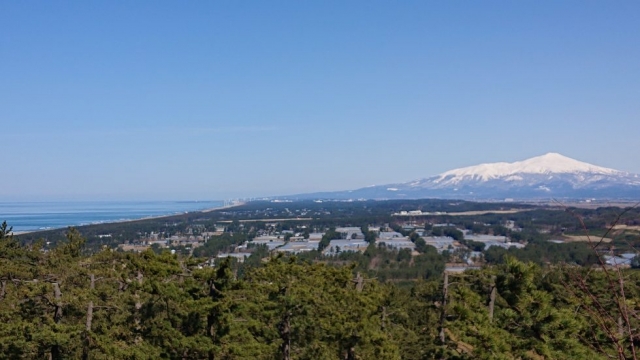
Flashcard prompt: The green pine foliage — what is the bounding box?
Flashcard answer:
[2,226,640,359]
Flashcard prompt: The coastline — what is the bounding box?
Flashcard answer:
[8,201,245,236]
[104,201,246,223]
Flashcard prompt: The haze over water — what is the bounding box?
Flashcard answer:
[0,201,224,232]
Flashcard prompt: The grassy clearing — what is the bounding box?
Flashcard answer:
[562,235,613,243]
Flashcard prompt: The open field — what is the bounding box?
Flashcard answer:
[522,200,640,209]
[562,235,613,243]
[393,209,535,217]
[217,218,313,223]
[612,225,640,231]
[445,209,533,216]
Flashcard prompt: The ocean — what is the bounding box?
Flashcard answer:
[0,201,225,232]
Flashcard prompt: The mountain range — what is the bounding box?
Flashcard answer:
[283,153,640,201]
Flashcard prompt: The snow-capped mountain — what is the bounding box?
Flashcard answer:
[432,153,621,185]
[286,153,640,200]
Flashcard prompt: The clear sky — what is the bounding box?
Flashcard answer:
[2,1,639,201]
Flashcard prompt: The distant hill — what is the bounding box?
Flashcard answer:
[281,153,640,201]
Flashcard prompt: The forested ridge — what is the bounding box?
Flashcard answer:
[2,222,640,359]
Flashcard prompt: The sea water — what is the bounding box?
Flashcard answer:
[0,201,225,232]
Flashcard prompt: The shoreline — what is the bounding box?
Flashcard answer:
[10,202,245,236]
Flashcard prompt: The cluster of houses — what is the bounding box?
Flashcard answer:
[394,210,447,216]
[214,227,404,261]
[116,218,533,267]
[109,210,639,271]
[214,225,497,264]
[209,215,559,272]
[113,218,637,271]
[603,253,637,266]
[118,227,225,253]
[214,225,518,274]
[463,233,526,250]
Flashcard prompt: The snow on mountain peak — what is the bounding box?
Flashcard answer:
[434,153,621,183]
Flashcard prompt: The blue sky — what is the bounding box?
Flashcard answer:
[1,1,639,201]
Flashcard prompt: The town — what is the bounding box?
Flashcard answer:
[68,199,638,275]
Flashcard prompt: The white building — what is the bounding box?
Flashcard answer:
[323,239,368,255]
